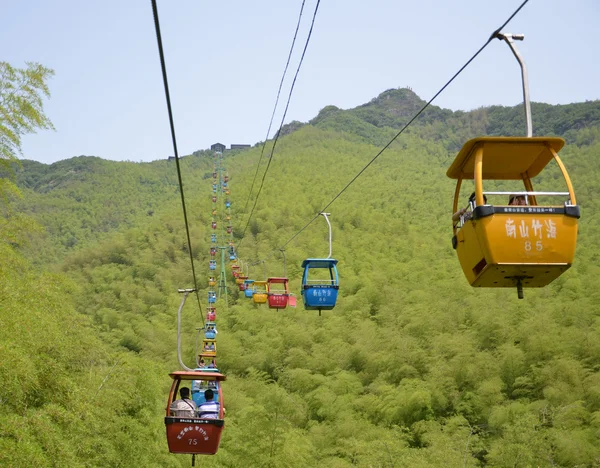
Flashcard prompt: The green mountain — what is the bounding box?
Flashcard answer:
[3,89,600,466]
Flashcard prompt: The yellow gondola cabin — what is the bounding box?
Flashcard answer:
[447,136,580,298]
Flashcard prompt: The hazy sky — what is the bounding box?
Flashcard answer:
[3,0,599,164]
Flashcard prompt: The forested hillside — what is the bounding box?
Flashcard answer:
[4,90,600,466]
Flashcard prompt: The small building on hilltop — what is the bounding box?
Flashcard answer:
[211,143,226,153]
[230,144,251,150]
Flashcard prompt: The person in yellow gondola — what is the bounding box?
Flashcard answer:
[198,389,220,419]
[509,194,527,206]
[452,192,487,223]
[170,387,197,417]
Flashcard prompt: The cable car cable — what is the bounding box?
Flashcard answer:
[241,0,307,218]
[237,0,322,250]
[243,0,531,263]
[151,0,203,317]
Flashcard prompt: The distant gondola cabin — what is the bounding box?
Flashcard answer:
[244,279,255,298]
[201,340,217,357]
[204,322,217,339]
[208,291,217,303]
[253,281,268,304]
[267,277,289,309]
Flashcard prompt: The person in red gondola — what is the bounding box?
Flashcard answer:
[198,389,219,419]
[170,387,197,417]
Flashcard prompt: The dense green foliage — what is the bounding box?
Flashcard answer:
[3,89,600,466]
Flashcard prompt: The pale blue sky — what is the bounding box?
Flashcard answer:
[3,0,599,164]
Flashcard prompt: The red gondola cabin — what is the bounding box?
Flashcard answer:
[267,277,289,309]
[165,370,226,455]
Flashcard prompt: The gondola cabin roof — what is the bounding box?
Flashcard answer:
[446,137,565,180]
[267,277,288,284]
[301,258,339,268]
[169,370,226,382]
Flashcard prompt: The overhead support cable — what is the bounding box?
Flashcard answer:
[238,0,322,249]
[248,0,532,263]
[151,0,203,317]
[241,0,307,219]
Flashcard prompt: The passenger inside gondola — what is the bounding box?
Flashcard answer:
[198,389,220,419]
[204,341,215,352]
[509,194,527,205]
[170,387,197,417]
[452,192,487,224]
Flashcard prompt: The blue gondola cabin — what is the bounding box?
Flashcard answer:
[208,291,217,303]
[301,259,339,310]
[244,279,255,298]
